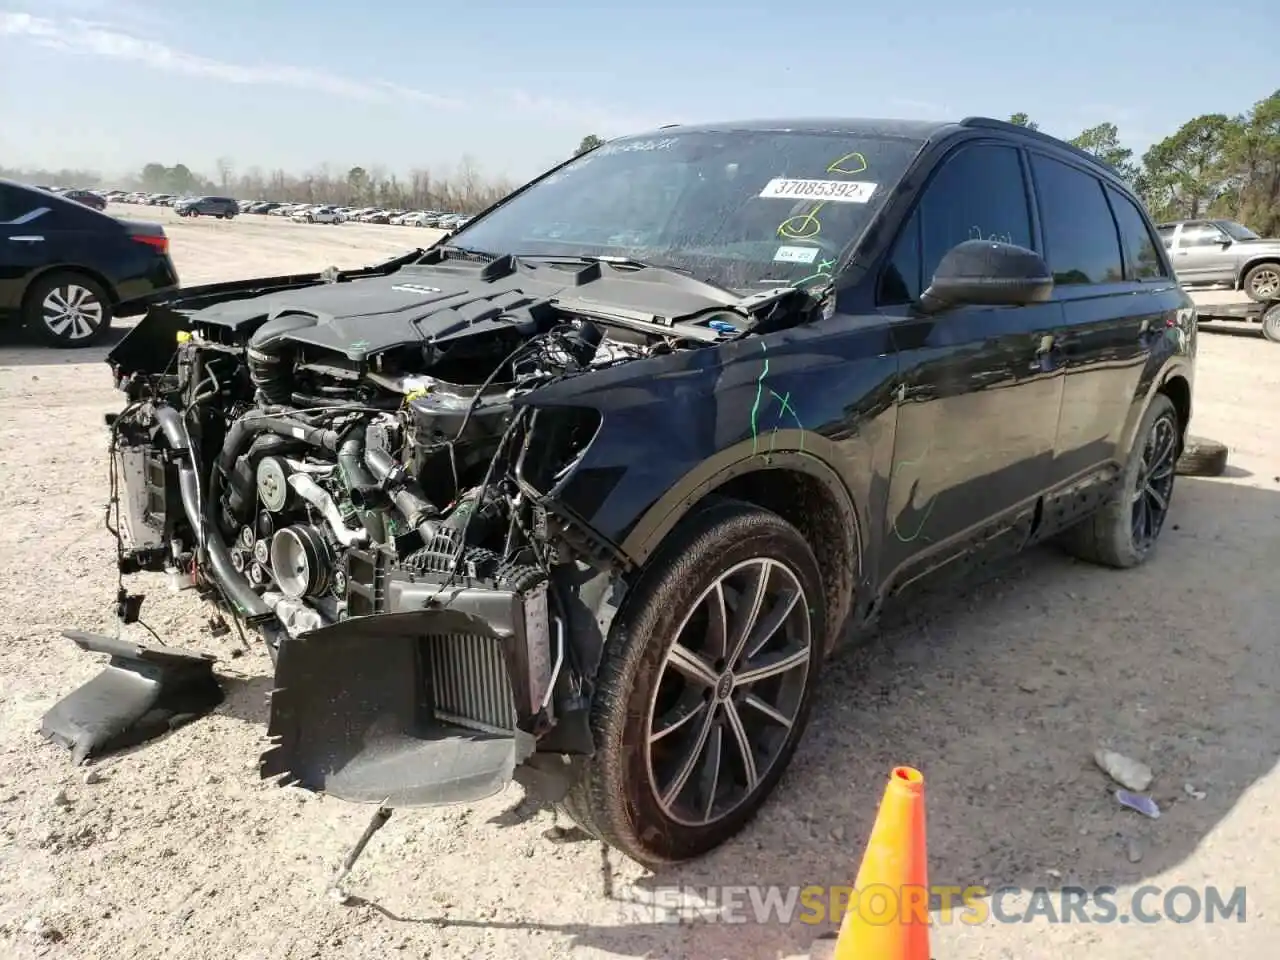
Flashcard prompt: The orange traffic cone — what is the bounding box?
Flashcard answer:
[831,766,931,960]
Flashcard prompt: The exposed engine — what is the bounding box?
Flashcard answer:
[111,306,658,650]
[100,252,814,806]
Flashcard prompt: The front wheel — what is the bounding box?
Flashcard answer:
[1261,303,1280,343]
[562,499,825,866]
[1243,262,1280,302]
[1058,393,1180,568]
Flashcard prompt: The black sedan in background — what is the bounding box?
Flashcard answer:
[61,189,108,212]
[1,178,179,347]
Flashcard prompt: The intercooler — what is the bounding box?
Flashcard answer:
[425,633,518,735]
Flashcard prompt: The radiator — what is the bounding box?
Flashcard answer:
[426,634,517,735]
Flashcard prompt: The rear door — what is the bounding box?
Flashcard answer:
[876,140,1066,593]
[0,183,58,312]
[1026,151,1171,525]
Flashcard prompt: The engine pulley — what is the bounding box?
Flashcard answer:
[256,457,290,513]
[269,524,334,601]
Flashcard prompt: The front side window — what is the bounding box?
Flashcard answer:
[1030,153,1124,285]
[445,130,926,292]
[918,144,1033,283]
[879,142,1032,305]
[1178,221,1228,247]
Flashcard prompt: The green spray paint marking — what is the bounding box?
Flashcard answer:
[766,389,805,454]
[889,437,938,543]
[749,342,770,453]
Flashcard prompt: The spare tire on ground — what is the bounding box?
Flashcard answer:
[1177,435,1228,477]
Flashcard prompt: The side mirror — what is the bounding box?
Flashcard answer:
[918,239,1054,314]
[1216,236,1233,246]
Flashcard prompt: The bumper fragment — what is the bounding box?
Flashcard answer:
[40,631,224,765]
[259,595,544,807]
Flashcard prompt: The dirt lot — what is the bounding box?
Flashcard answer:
[1,210,1277,960]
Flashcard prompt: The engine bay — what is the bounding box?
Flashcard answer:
[92,250,820,804]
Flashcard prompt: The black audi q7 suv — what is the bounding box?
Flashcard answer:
[88,116,1195,867]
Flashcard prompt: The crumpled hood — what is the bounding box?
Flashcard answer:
[189,257,746,360]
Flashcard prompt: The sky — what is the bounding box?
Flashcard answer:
[1,0,1276,187]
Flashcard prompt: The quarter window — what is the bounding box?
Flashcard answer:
[1107,188,1167,280]
[878,143,1032,305]
[1030,153,1124,285]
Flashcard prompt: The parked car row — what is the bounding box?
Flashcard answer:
[245,201,472,229]
[106,192,472,230]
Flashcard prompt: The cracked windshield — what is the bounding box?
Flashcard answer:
[450,131,926,292]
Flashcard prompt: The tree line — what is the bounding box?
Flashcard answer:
[4,91,1276,230]
[1013,89,1278,233]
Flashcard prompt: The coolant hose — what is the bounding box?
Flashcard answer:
[246,313,319,405]
[363,445,440,539]
[336,425,386,542]
[153,405,274,621]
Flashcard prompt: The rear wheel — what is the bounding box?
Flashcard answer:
[562,499,825,866]
[1243,262,1280,302]
[23,272,114,348]
[1059,393,1179,568]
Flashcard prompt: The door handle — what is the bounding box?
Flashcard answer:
[8,235,44,242]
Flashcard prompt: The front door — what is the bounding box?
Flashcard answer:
[874,141,1066,594]
[1170,220,1233,285]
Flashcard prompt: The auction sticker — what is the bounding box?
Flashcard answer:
[774,245,820,264]
[759,178,877,203]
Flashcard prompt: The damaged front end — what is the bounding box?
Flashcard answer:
[72,242,817,807]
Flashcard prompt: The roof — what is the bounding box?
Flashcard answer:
[617,116,1126,185]
[624,117,952,141]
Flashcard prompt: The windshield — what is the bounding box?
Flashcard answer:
[1216,220,1261,241]
[446,129,926,292]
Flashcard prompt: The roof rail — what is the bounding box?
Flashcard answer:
[958,116,1124,182]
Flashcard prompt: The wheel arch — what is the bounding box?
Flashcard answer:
[618,438,863,658]
[20,265,120,314]
[1237,256,1280,288]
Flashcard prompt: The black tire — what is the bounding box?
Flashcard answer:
[1058,393,1180,568]
[22,271,114,348]
[1242,262,1280,303]
[1261,304,1280,343]
[1176,435,1228,477]
[561,499,825,867]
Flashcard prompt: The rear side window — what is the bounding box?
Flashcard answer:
[878,143,1032,305]
[0,183,55,225]
[1107,188,1168,280]
[1030,153,1124,285]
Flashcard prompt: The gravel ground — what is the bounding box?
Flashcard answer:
[1,211,1277,959]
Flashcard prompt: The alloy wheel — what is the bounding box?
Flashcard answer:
[1131,412,1178,552]
[42,284,104,341]
[1250,268,1280,299]
[646,557,812,827]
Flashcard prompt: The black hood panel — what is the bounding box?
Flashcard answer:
[188,258,744,358]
